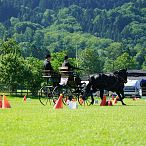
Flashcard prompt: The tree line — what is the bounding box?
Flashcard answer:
[0,0,146,94]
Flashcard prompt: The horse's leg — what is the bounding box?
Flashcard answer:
[117,92,126,105]
[121,90,125,100]
[90,92,94,105]
[100,89,104,100]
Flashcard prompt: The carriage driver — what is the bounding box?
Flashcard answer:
[61,55,81,86]
[62,55,80,71]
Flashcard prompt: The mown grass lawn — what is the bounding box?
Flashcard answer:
[0,96,146,146]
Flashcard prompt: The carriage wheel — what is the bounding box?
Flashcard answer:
[52,85,72,105]
[78,93,94,106]
[38,85,53,106]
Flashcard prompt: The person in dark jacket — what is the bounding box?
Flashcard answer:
[44,54,54,72]
[62,55,79,71]
[61,55,81,86]
[43,54,60,86]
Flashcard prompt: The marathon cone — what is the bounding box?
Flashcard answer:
[79,97,84,105]
[108,99,113,106]
[23,95,27,102]
[0,96,2,108]
[113,97,117,104]
[54,94,63,109]
[2,95,11,108]
[100,95,107,106]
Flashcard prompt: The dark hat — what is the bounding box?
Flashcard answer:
[64,55,68,60]
[45,54,51,59]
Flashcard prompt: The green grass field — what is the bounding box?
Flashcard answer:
[0,96,146,146]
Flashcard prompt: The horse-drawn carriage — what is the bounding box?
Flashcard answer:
[39,68,128,106]
[38,67,93,106]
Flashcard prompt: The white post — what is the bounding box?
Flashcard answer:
[76,44,78,67]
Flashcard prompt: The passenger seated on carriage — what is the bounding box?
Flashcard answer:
[60,56,81,86]
[43,54,60,86]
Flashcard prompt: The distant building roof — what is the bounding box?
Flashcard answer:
[128,76,146,80]
[127,70,146,76]
[81,70,146,81]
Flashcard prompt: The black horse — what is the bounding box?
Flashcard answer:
[83,69,128,105]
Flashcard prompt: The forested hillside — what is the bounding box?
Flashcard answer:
[0,0,146,73]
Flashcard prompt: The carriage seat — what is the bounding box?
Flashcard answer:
[42,70,53,78]
[59,67,73,77]
[59,67,73,73]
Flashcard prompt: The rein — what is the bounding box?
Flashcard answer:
[115,75,127,83]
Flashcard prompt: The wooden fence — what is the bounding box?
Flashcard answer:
[0,84,32,96]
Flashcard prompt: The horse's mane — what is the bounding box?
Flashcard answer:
[89,69,127,79]
[89,72,114,78]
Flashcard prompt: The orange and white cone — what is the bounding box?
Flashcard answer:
[100,95,107,106]
[2,95,11,108]
[54,94,63,109]
[108,99,113,106]
[23,95,27,102]
[0,96,2,108]
[113,97,117,104]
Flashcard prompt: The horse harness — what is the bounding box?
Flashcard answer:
[117,75,127,83]
[102,74,125,90]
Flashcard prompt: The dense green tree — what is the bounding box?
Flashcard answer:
[105,42,123,60]
[24,27,33,42]
[10,17,20,26]
[51,51,67,72]
[103,59,114,72]
[114,52,137,70]
[0,0,146,74]
[0,40,27,91]
[0,39,43,95]
[142,60,146,70]
[0,53,26,91]
[41,9,54,26]
[0,39,21,55]
[24,57,43,96]
[78,48,103,75]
